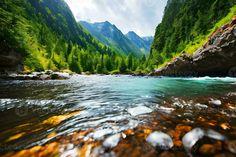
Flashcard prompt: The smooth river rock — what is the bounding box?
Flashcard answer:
[146,131,173,150]
[209,99,222,106]
[103,134,121,149]
[127,106,152,116]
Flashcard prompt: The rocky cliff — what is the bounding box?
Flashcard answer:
[152,17,236,77]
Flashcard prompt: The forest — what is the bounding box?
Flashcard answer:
[149,0,236,68]
[0,0,150,74]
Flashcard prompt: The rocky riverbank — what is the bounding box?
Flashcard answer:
[0,70,71,80]
[151,17,236,77]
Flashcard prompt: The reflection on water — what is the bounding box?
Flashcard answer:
[0,75,236,156]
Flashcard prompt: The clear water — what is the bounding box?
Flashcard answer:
[0,75,236,150]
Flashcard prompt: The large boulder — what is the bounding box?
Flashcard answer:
[153,18,236,77]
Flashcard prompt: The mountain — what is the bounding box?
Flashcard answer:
[80,21,143,57]
[126,31,153,55]
[152,17,236,77]
[150,0,236,66]
[0,0,145,74]
[149,0,236,76]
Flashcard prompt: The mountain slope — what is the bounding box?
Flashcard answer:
[126,31,153,55]
[150,0,236,66]
[80,21,143,57]
[152,17,236,77]
[0,0,128,73]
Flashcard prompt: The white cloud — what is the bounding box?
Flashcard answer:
[65,0,167,36]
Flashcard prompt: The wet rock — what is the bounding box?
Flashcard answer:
[89,129,113,140]
[182,128,205,151]
[199,144,217,155]
[183,128,227,155]
[60,148,78,157]
[146,131,173,150]
[195,103,208,109]
[66,143,74,150]
[227,92,236,100]
[209,99,222,106]
[220,123,231,130]
[127,106,152,116]
[103,134,121,149]
[51,72,70,80]
[40,74,51,80]
[225,140,236,154]
[159,151,175,157]
[205,129,227,141]
[0,71,70,80]
[158,106,175,114]
[224,103,236,110]
[199,142,222,155]
[45,70,53,75]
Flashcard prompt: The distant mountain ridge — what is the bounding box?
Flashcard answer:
[0,0,141,73]
[80,21,144,57]
[126,31,153,55]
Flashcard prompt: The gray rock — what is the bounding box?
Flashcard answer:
[182,128,205,151]
[225,140,236,154]
[182,128,227,152]
[209,99,222,106]
[146,131,173,150]
[127,106,152,116]
[88,129,113,140]
[205,129,227,141]
[103,134,121,149]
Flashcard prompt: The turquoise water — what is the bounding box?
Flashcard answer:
[0,75,236,150]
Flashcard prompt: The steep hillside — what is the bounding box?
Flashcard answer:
[150,0,236,67]
[126,31,153,55]
[80,21,143,57]
[152,17,236,77]
[0,0,144,74]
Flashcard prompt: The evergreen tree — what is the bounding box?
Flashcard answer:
[119,58,127,73]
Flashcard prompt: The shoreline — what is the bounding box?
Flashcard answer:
[1,71,236,81]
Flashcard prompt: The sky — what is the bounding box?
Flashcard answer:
[65,0,168,37]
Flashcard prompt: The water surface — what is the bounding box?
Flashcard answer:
[0,75,236,154]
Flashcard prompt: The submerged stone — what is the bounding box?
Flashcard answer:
[225,140,236,154]
[158,106,175,114]
[183,128,227,155]
[199,144,216,155]
[127,106,152,116]
[103,134,121,149]
[60,148,78,157]
[195,103,208,109]
[90,129,113,140]
[182,128,205,151]
[146,131,173,150]
[209,99,222,106]
[205,129,227,141]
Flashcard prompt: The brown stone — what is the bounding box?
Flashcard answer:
[225,140,236,154]
[220,123,231,130]
[159,151,175,157]
[199,144,217,155]
[199,142,222,155]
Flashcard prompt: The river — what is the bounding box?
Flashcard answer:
[0,75,236,156]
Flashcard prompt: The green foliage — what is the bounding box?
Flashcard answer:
[0,0,148,74]
[119,58,127,73]
[150,0,236,67]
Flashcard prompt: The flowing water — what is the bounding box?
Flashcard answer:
[0,75,236,156]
